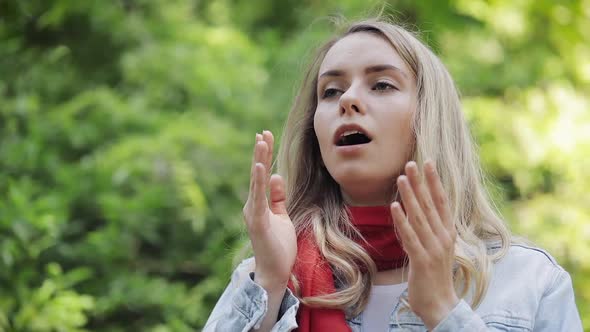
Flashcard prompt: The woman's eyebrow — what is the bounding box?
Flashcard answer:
[366,64,408,78]
[319,64,408,79]
[319,69,345,79]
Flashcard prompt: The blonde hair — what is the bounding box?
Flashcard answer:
[276,17,511,316]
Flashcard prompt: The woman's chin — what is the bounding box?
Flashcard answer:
[331,168,390,185]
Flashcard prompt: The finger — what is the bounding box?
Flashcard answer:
[405,161,445,239]
[269,174,288,215]
[397,175,435,246]
[249,133,263,194]
[390,201,425,257]
[424,160,453,232]
[247,163,271,241]
[254,139,269,175]
[405,161,434,212]
[262,130,274,175]
[250,141,268,216]
[254,139,268,188]
[253,163,269,221]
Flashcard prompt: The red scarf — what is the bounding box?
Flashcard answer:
[289,206,407,331]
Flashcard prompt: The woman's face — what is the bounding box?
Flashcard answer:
[314,32,417,206]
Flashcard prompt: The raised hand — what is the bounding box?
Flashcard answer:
[242,130,297,291]
[390,160,459,330]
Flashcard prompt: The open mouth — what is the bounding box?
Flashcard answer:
[336,131,372,146]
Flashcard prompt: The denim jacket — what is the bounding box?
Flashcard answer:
[204,243,583,331]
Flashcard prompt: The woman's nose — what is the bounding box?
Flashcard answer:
[339,85,365,116]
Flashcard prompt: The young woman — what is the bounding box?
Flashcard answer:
[204,18,583,331]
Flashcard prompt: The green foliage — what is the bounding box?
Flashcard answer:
[1,0,588,331]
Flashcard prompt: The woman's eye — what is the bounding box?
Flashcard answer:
[322,88,341,99]
[373,82,396,91]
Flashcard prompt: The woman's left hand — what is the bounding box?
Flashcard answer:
[390,160,459,330]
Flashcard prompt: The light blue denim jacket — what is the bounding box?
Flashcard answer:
[204,243,583,331]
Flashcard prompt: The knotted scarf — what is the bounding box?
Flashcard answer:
[289,205,407,331]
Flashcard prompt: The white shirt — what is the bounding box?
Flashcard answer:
[362,283,408,331]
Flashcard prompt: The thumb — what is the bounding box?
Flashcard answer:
[269,174,288,215]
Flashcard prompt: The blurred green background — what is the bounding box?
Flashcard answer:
[0,0,588,331]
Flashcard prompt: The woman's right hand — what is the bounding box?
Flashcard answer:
[243,130,297,291]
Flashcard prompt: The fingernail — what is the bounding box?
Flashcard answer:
[397,175,406,184]
[427,161,436,173]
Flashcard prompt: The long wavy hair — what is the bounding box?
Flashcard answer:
[276,17,511,317]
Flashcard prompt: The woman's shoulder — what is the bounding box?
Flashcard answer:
[487,240,564,273]
[475,240,580,330]
[485,240,569,297]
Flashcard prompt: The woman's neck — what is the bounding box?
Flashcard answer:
[341,184,398,206]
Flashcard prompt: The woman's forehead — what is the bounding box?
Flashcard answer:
[318,32,408,76]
